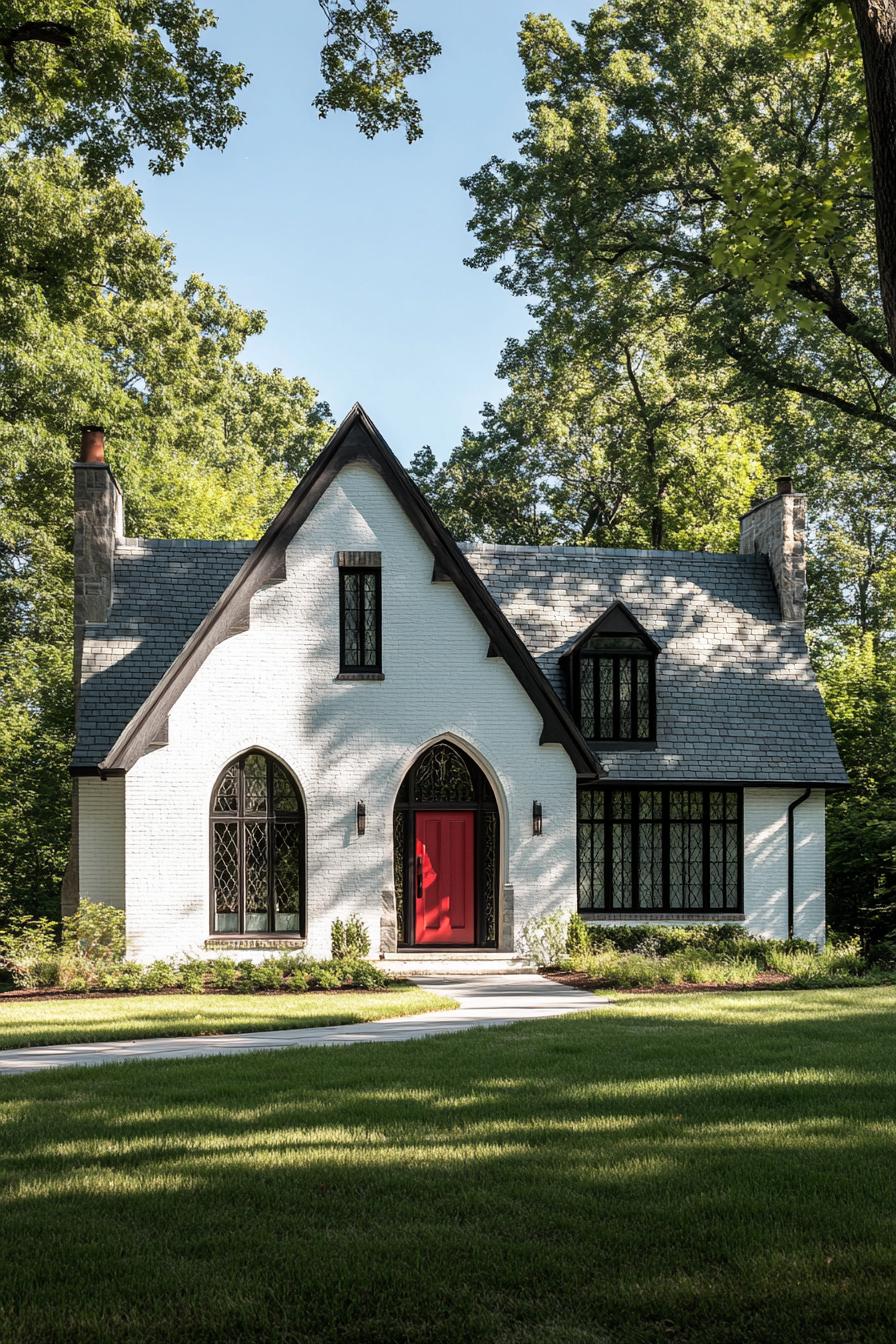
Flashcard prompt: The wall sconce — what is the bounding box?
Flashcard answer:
[532,801,543,836]
[356,801,366,837]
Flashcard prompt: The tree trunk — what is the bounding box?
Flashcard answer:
[851,1,896,361]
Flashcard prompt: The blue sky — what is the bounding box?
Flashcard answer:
[132,1,579,463]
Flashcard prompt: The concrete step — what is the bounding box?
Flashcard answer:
[382,951,533,976]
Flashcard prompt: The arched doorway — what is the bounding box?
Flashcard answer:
[393,740,499,948]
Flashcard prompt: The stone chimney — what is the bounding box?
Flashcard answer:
[73,426,123,692]
[739,477,807,624]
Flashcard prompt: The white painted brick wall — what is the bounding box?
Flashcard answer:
[122,462,578,961]
[743,787,825,944]
[77,776,125,910]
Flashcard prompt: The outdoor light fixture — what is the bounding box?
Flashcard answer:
[356,801,366,837]
[533,800,543,835]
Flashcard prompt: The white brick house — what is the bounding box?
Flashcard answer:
[65,407,847,962]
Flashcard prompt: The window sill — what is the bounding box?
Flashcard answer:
[205,936,306,950]
[335,672,385,681]
[581,911,744,923]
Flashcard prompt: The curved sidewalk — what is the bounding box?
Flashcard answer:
[0,974,606,1077]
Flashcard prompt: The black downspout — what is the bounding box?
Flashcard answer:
[787,788,812,941]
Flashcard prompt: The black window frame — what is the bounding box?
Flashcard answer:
[577,786,743,914]
[339,565,382,673]
[572,638,657,742]
[209,752,306,937]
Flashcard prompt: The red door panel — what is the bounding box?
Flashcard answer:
[414,811,474,945]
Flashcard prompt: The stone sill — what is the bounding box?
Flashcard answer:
[204,937,306,950]
[582,912,744,923]
[334,672,385,682]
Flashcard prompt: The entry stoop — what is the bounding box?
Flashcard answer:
[382,951,534,976]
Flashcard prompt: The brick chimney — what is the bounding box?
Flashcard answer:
[739,477,807,625]
[73,426,123,692]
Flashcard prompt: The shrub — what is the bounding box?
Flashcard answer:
[344,959,388,989]
[285,970,310,992]
[207,957,238,991]
[97,961,144,992]
[140,960,179,991]
[62,899,125,963]
[332,915,372,960]
[313,964,346,990]
[519,912,572,967]
[250,960,286,991]
[179,959,206,994]
[566,912,590,958]
[0,915,60,988]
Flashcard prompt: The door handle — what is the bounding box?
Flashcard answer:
[416,854,423,901]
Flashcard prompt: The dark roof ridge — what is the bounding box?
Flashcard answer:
[458,541,761,562]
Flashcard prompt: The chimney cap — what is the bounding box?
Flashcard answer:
[776,475,794,496]
[79,425,106,464]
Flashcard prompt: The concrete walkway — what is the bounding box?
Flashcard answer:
[0,974,606,1077]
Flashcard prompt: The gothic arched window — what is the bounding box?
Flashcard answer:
[210,752,305,935]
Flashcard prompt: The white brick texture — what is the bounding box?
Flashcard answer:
[121,462,578,961]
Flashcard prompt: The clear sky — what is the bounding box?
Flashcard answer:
[132,1,579,464]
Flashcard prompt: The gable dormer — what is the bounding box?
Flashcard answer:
[562,601,660,743]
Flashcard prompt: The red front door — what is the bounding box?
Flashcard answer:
[414,811,475,945]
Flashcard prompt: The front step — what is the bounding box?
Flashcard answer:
[382,951,533,976]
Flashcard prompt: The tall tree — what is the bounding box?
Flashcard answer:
[0,150,331,921]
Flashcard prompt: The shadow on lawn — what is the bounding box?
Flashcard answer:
[0,991,894,1344]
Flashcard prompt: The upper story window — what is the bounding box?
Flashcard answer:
[565,602,659,742]
[337,552,382,674]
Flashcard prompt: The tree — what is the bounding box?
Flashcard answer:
[0,1,248,177]
[0,150,331,921]
[314,1,440,142]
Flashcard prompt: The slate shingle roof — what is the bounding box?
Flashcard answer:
[73,538,255,769]
[73,536,848,785]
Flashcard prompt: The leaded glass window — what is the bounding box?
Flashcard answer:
[577,634,656,742]
[576,787,741,914]
[211,753,305,935]
[339,566,381,672]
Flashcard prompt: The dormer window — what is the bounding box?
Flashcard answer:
[565,602,659,743]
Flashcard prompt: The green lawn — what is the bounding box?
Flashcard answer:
[1,986,895,1344]
[0,984,453,1049]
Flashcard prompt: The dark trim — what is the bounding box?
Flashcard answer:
[599,777,847,789]
[336,550,381,567]
[583,911,745,923]
[787,786,812,940]
[96,404,597,776]
[561,599,662,661]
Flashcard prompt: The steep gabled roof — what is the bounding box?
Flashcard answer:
[89,405,598,777]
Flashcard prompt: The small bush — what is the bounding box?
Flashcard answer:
[285,971,310,992]
[344,959,388,990]
[62,900,125,963]
[207,957,238,991]
[313,964,345,990]
[140,960,179,991]
[179,959,206,994]
[332,915,372,960]
[519,912,571,967]
[566,912,590,958]
[97,961,144,992]
[251,960,286,991]
[0,916,60,988]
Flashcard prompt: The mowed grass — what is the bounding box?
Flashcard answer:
[0,984,453,1049]
[1,987,895,1344]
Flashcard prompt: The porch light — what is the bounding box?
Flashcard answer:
[532,801,543,835]
[356,800,366,837]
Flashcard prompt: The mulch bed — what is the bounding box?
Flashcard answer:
[543,969,792,996]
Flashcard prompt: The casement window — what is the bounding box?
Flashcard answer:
[574,635,656,741]
[339,565,382,673]
[565,601,659,742]
[577,787,742,914]
[210,752,305,935]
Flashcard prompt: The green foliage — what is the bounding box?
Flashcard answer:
[519,912,575,967]
[0,149,331,925]
[314,2,440,142]
[178,959,206,995]
[0,1,248,178]
[0,913,58,987]
[565,912,590,958]
[207,957,238,991]
[140,960,179,991]
[331,915,372,960]
[61,898,125,962]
